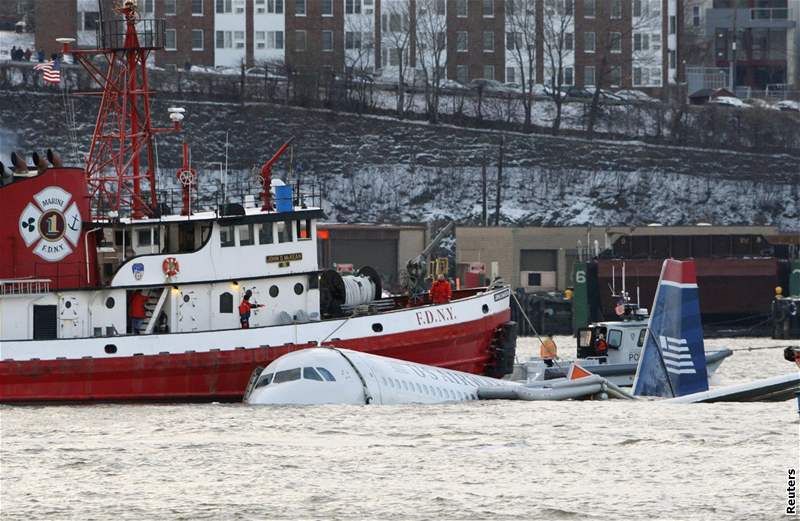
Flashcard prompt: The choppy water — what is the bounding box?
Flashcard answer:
[1,337,798,520]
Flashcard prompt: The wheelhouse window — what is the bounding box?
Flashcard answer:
[259,222,274,244]
[277,220,293,243]
[238,224,254,246]
[607,329,623,348]
[638,328,647,347]
[220,225,235,247]
[296,219,312,240]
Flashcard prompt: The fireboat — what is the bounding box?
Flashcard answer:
[0,2,515,403]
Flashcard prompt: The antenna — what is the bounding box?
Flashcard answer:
[622,262,626,298]
[612,265,616,295]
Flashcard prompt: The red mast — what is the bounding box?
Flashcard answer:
[60,1,180,219]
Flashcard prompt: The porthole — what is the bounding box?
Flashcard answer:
[183,294,190,303]
[482,304,489,314]
[105,297,115,309]
[64,301,72,309]
[372,323,383,333]
[294,283,304,295]
[269,285,279,298]
[104,344,117,354]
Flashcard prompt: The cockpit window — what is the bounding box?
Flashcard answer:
[303,367,323,381]
[255,372,273,389]
[316,367,336,381]
[273,368,301,384]
[607,329,623,348]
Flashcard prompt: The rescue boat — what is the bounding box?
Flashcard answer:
[0,3,515,403]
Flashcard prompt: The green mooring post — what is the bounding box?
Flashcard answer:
[572,261,589,332]
[790,259,800,297]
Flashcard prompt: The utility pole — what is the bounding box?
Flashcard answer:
[481,162,487,226]
[729,9,737,92]
[494,135,504,227]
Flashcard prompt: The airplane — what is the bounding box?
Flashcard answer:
[632,258,800,403]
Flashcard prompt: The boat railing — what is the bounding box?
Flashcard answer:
[155,183,323,217]
[0,278,52,296]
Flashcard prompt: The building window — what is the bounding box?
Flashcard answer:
[256,30,266,49]
[564,66,574,86]
[456,0,467,17]
[565,32,574,51]
[633,33,649,51]
[219,292,233,313]
[82,11,100,30]
[345,31,362,49]
[633,67,643,86]
[584,32,595,53]
[583,0,595,18]
[609,65,621,87]
[345,0,361,14]
[456,64,468,83]
[584,65,595,86]
[216,0,232,13]
[483,31,494,52]
[610,32,622,53]
[165,0,177,15]
[692,6,701,27]
[295,0,306,16]
[238,224,254,246]
[191,29,204,51]
[633,0,648,17]
[295,30,307,51]
[216,30,230,48]
[165,29,177,51]
[322,30,334,51]
[506,32,516,51]
[564,0,574,15]
[506,67,515,83]
[256,0,265,14]
[192,0,203,15]
[435,0,445,15]
[651,67,662,86]
[269,31,284,49]
[669,49,676,69]
[483,64,495,80]
[669,15,677,35]
[259,223,274,244]
[483,0,494,17]
[456,31,468,52]
[234,31,245,48]
[611,0,622,19]
[652,32,661,51]
[322,0,333,16]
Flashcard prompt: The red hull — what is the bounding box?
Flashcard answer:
[0,311,510,403]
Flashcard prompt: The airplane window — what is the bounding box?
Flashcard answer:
[273,368,301,384]
[303,367,323,381]
[316,367,336,382]
[255,372,273,388]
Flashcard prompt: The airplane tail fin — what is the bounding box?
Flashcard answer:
[632,259,709,398]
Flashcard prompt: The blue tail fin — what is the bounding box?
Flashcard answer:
[632,259,709,398]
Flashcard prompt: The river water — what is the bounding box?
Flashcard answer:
[1,336,798,520]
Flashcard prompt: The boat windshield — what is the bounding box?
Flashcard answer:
[607,329,623,348]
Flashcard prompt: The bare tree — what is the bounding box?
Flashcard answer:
[540,0,576,134]
[381,0,414,117]
[344,9,377,111]
[414,0,448,123]
[585,0,660,135]
[506,0,541,132]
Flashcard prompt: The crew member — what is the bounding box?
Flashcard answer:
[594,332,608,362]
[239,290,264,329]
[540,336,558,367]
[128,289,150,334]
[430,274,452,305]
[784,347,800,369]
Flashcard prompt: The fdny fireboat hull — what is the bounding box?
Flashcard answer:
[0,307,511,403]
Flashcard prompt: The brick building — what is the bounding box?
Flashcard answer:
[32,0,796,93]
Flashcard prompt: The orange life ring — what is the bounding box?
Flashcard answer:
[162,257,180,277]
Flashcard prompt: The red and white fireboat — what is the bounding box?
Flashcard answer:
[0,3,515,403]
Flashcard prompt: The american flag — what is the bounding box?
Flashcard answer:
[34,59,61,84]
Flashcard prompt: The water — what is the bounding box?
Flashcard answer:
[1,337,798,520]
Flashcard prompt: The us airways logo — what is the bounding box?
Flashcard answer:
[659,335,696,375]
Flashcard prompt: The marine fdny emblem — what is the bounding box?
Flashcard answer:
[19,187,82,262]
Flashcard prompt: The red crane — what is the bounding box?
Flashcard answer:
[259,137,295,212]
[59,1,181,219]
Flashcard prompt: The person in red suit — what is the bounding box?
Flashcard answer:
[430,274,452,305]
[239,290,264,328]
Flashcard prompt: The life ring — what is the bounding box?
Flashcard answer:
[162,257,180,277]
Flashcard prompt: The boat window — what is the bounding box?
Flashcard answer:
[294,283,304,295]
[316,367,336,381]
[277,220,293,243]
[269,285,279,298]
[638,328,647,347]
[255,372,273,388]
[273,368,301,384]
[220,225,235,247]
[219,292,233,313]
[303,367,323,381]
[238,224,254,246]
[607,329,623,348]
[258,222,274,245]
[578,329,593,348]
[296,219,312,240]
[137,227,160,247]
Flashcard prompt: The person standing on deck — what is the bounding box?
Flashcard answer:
[128,290,150,334]
[239,290,264,329]
[540,336,558,367]
[430,274,452,305]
